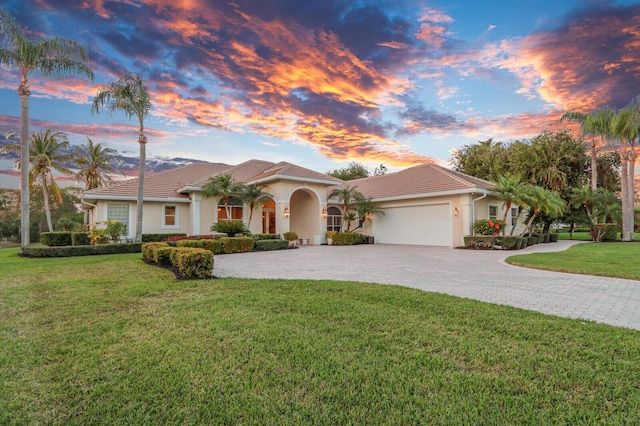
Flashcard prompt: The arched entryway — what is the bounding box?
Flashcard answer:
[289,188,321,243]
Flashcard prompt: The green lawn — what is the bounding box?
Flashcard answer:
[1,248,639,424]
[507,242,640,280]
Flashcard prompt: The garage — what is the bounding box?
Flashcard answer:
[373,203,453,247]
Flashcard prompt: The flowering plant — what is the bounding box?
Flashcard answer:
[473,219,506,236]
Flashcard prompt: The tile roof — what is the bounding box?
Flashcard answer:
[82,162,231,200]
[327,163,496,200]
[82,159,341,200]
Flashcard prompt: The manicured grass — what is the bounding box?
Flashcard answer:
[1,248,639,424]
[556,231,594,241]
[507,242,640,280]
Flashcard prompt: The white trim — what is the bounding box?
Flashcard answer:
[250,174,340,186]
[327,188,495,204]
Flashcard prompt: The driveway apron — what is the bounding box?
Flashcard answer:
[214,241,640,330]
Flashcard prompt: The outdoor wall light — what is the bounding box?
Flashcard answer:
[283,205,290,217]
[321,207,328,216]
[453,207,460,216]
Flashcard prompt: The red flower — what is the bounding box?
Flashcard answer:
[494,233,499,236]
[495,224,500,229]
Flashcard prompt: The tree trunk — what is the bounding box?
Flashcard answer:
[620,155,630,241]
[19,81,30,247]
[590,141,597,190]
[135,129,146,242]
[627,151,637,241]
[247,203,254,228]
[41,176,54,232]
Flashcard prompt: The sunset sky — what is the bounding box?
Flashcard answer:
[1,0,639,186]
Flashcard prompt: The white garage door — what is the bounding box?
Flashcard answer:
[374,204,452,246]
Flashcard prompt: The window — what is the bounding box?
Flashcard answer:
[217,196,243,221]
[489,205,498,220]
[163,205,178,228]
[107,203,129,236]
[326,207,342,232]
[510,207,519,227]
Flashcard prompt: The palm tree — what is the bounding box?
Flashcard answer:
[328,185,364,231]
[493,174,525,227]
[75,137,125,189]
[352,198,385,232]
[0,7,94,246]
[4,129,74,232]
[521,186,565,236]
[561,108,614,190]
[92,73,151,243]
[202,174,240,222]
[237,184,272,228]
[611,100,639,241]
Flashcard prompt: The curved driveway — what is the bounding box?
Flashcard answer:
[214,241,640,330]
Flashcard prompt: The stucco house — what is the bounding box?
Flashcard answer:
[81,159,524,247]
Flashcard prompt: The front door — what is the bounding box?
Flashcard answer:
[262,209,276,234]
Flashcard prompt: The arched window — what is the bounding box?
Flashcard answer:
[218,196,243,221]
[326,206,342,232]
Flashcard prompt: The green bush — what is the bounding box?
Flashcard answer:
[41,232,73,247]
[283,231,298,241]
[591,224,620,242]
[173,248,213,279]
[176,239,205,249]
[473,219,506,236]
[141,242,170,261]
[220,237,255,254]
[211,221,251,236]
[253,233,281,241]
[142,233,186,242]
[166,234,221,242]
[71,232,91,246]
[499,236,522,250]
[22,243,143,258]
[332,232,363,245]
[155,247,175,266]
[463,236,496,249]
[527,236,538,246]
[549,233,559,242]
[254,239,289,251]
[176,239,223,254]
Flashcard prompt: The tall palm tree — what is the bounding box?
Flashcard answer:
[92,73,151,242]
[75,137,125,190]
[561,108,614,190]
[328,185,364,231]
[352,198,385,232]
[237,184,272,228]
[0,7,94,246]
[611,100,639,241]
[202,174,240,222]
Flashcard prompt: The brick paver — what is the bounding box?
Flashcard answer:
[214,241,640,330]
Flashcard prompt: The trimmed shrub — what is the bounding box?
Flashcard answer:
[518,237,528,249]
[176,239,205,249]
[166,234,221,242]
[527,236,538,246]
[332,232,363,245]
[142,242,170,261]
[71,232,91,246]
[254,239,289,251]
[22,242,143,258]
[283,231,298,241]
[473,219,506,236]
[155,247,175,266]
[549,233,559,242]
[173,247,213,279]
[253,233,281,241]
[41,232,73,247]
[591,224,620,242]
[463,236,495,249]
[201,239,223,254]
[142,233,186,242]
[499,236,521,250]
[220,236,255,254]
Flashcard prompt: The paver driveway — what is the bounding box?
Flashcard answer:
[214,241,640,330]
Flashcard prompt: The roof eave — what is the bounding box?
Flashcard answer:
[364,187,495,203]
[81,194,191,203]
[249,174,341,186]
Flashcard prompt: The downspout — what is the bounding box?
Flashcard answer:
[471,192,487,235]
[81,200,97,227]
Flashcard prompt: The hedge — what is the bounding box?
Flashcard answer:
[142,233,187,242]
[22,242,143,258]
[166,234,222,242]
[40,232,73,247]
[252,233,281,241]
[498,236,522,250]
[142,243,214,279]
[463,236,495,249]
[220,236,254,254]
[71,232,91,246]
[332,232,365,245]
[176,239,224,254]
[254,239,289,251]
